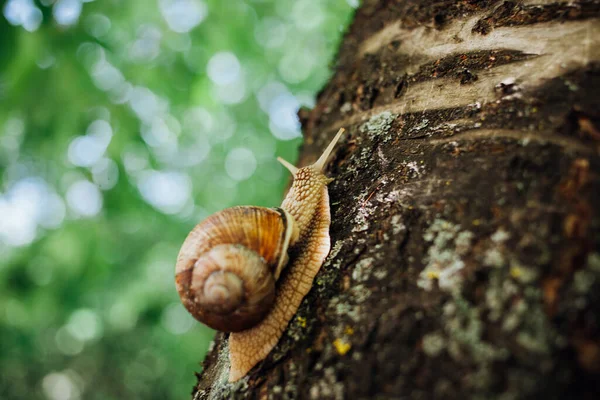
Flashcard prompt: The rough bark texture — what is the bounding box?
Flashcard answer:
[193,1,600,399]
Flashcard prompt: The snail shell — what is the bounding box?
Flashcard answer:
[175,206,298,332]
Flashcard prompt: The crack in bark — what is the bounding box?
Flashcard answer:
[321,54,599,136]
[428,128,597,154]
[472,0,600,34]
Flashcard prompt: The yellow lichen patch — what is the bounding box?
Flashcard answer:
[426,270,440,280]
[344,326,354,335]
[296,316,307,328]
[510,266,523,279]
[333,338,351,355]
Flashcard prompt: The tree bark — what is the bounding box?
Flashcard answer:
[193,1,600,398]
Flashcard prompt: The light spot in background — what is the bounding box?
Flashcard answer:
[278,49,316,83]
[212,113,237,144]
[182,107,236,144]
[87,119,113,141]
[140,117,177,149]
[137,170,191,214]
[39,192,67,229]
[55,327,84,356]
[182,44,206,71]
[42,371,82,400]
[91,59,125,92]
[166,33,192,53]
[4,299,28,327]
[177,198,196,219]
[201,175,238,211]
[268,92,301,140]
[161,302,195,335]
[129,25,162,63]
[292,0,324,31]
[66,180,103,217]
[128,86,168,124]
[135,349,167,380]
[254,17,286,49]
[3,0,43,32]
[66,309,103,342]
[260,159,284,182]
[295,90,316,108]
[26,257,54,286]
[91,158,119,190]
[256,81,288,113]
[225,147,257,181]
[159,0,207,33]
[36,52,56,69]
[108,81,132,104]
[68,120,113,168]
[76,42,104,70]
[3,116,25,136]
[145,140,178,165]
[122,145,149,176]
[53,0,83,27]
[145,259,174,291]
[176,135,210,167]
[346,0,359,8]
[0,178,66,247]
[212,78,246,104]
[182,106,213,134]
[1,117,25,160]
[108,302,138,332]
[84,13,111,38]
[239,130,277,162]
[207,52,241,86]
[89,106,111,121]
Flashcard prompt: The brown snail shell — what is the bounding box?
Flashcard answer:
[175,206,298,332]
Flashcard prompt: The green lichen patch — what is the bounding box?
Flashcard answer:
[309,366,345,399]
[359,111,397,141]
[443,296,510,365]
[351,257,375,282]
[418,219,474,293]
[422,332,446,357]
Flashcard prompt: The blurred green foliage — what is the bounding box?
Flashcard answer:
[0,0,355,399]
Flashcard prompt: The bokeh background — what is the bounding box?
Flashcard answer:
[0,0,355,399]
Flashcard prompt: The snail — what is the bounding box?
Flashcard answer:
[175,127,344,382]
[175,206,300,332]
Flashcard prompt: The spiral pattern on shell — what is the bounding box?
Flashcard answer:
[175,206,296,332]
[188,244,275,331]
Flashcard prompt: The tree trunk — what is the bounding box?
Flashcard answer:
[193,1,600,398]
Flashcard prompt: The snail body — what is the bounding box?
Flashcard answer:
[175,128,344,382]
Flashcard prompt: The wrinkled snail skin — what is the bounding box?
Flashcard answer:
[228,128,344,382]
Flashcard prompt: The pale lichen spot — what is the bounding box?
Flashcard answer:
[359,111,397,141]
[422,332,446,357]
[418,219,473,293]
